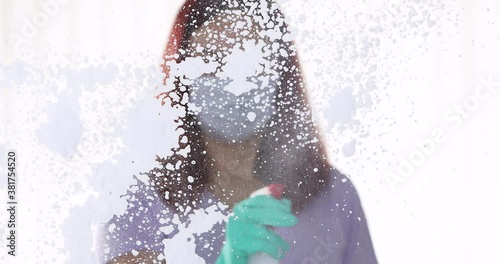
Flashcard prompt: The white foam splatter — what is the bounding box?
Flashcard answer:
[161,204,228,263]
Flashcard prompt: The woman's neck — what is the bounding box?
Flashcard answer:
[203,132,266,209]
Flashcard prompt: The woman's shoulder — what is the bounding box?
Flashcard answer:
[295,166,366,230]
[98,179,172,263]
[97,179,229,263]
[326,167,363,205]
[276,167,377,263]
[326,167,378,263]
[315,167,371,234]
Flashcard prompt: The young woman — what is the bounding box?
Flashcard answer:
[99,0,378,263]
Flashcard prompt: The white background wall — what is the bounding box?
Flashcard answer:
[1,0,499,263]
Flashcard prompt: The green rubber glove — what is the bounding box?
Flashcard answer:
[215,195,298,264]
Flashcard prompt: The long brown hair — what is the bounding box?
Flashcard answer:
[148,0,334,215]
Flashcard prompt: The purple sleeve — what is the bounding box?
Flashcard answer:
[98,180,171,263]
[336,174,378,264]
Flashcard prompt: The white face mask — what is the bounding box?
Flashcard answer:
[188,74,278,143]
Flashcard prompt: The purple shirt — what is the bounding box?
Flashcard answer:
[98,169,378,263]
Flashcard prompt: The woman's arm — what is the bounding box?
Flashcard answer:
[340,176,378,264]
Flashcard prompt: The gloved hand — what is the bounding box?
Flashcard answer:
[215,195,298,264]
